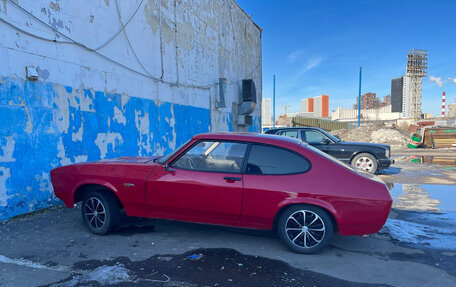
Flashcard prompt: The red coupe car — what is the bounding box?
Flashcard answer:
[51,132,392,253]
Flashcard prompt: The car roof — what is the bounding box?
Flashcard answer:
[193,132,302,146]
[267,127,322,132]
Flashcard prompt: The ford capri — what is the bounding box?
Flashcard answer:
[50,133,392,254]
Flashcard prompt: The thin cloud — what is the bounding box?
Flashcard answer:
[286,49,304,62]
[297,57,322,75]
[429,75,443,88]
[429,76,443,88]
[448,77,456,85]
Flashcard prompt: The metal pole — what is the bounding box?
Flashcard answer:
[273,75,276,128]
[357,67,362,127]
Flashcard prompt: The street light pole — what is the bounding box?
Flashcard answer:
[273,75,276,128]
[358,67,362,127]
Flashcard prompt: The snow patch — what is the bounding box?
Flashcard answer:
[0,254,68,271]
[51,264,131,287]
[382,218,456,250]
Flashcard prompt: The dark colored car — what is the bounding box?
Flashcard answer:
[51,132,392,254]
[265,127,393,173]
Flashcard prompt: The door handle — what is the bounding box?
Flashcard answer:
[224,176,241,182]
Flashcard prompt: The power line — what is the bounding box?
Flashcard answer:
[3,0,260,90]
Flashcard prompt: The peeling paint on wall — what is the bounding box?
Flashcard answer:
[0,0,261,220]
[0,167,11,206]
[0,135,15,162]
[0,77,212,220]
[95,132,124,159]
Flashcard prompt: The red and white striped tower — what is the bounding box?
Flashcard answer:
[442,91,446,117]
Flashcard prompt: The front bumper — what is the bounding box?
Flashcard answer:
[378,158,394,170]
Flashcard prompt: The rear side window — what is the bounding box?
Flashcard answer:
[245,144,310,175]
[282,130,298,139]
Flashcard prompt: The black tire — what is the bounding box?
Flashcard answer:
[351,153,378,174]
[278,205,334,254]
[81,190,120,235]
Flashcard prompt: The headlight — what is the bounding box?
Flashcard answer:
[385,149,390,158]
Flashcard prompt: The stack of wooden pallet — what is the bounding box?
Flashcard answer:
[423,128,456,148]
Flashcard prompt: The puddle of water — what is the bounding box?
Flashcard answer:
[384,184,456,250]
[408,156,456,168]
[389,184,456,212]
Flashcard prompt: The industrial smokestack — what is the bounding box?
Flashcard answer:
[442,91,446,117]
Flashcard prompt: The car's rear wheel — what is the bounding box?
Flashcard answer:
[351,153,378,174]
[82,190,120,235]
[278,205,334,254]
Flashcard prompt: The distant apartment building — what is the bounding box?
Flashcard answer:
[391,77,404,113]
[361,93,377,109]
[383,95,392,106]
[391,75,423,118]
[301,98,314,113]
[314,95,329,117]
[261,98,272,126]
[301,95,329,118]
[401,76,418,118]
[448,103,456,118]
[354,93,390,110]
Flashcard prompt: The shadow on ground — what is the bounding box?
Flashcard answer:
[42,248,390,287]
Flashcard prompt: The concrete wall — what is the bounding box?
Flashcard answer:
[0,0,262,220]
[331,105,401,122]
[261,98,271,126]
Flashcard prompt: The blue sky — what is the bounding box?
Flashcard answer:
[237,0,456,116]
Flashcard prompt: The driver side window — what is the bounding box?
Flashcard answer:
[172,141,247,173]
[304,131,328,144]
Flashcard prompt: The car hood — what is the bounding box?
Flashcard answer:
[72,156,163,165]
[339,141,390,150]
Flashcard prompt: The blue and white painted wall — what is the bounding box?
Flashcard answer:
[0,0,262,220]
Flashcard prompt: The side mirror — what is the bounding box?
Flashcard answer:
[163,162,176,172]
[322,138,331,145]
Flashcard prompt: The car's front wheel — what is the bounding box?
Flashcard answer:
[278,205,334,254]
[351,153,378,174]
[82,190,120,235]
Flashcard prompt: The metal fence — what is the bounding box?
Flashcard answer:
[291,117,353,131]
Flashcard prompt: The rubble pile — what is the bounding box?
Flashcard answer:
[331,124,409,150]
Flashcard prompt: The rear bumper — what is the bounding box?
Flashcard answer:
[338,198,393,236]
[378,158,394,170]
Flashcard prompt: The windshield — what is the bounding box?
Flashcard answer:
[319,129,341,142]
[157,139,191,164]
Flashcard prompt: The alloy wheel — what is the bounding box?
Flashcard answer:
[84,197,106,229]
[285,210,325,248]
[355,157,374,172]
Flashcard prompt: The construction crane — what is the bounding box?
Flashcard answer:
[281,104,290,117]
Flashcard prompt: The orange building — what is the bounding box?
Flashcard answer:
[301,95,329,117]
[313,95,329,118]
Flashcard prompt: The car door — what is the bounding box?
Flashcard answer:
[145,140,247,224]
[301,130,335,156]
[241,144,312,227]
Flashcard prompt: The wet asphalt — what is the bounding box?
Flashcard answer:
[1,157,456,287]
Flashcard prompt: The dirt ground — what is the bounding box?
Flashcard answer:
[1,151,455,287]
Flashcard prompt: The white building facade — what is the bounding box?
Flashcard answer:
[0,0,262,219]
